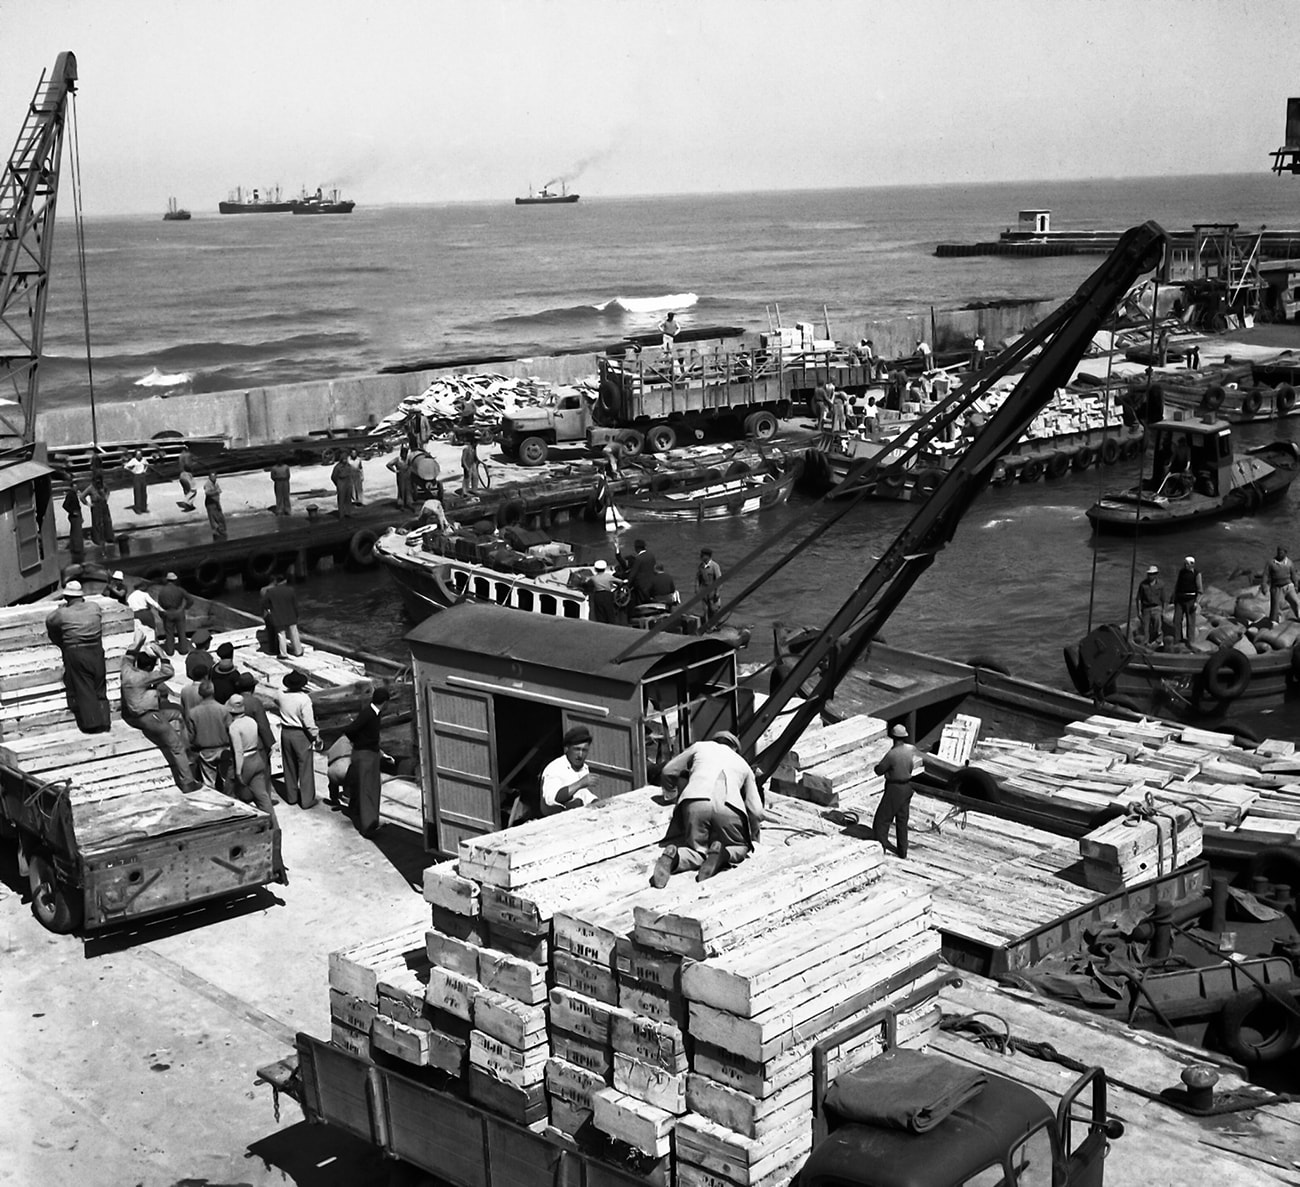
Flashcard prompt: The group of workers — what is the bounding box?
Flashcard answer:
[1136,547,1300,649]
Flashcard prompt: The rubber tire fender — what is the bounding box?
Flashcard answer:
[1020,459,1044,483]
[245,551,278,586]
[877,468,907,496]
[911,468,945,498]
[951,767,1003,805]
[1218,986,1300,1065]
[1202,647,1252,700]
[192,559,226,596]
[1045,452,1071,480]
[1072,447,1097,471]
[1241,388,1265,417]
[1202,383,1226,411]
[584,484,607,522]
[1121,439,1144,461]
[494,499,526,528]
[1063,644,1091,695]
[348,528,379,568]
[1099,438,1121,465]
[801,450,834,494]
[1276,383,1297,414]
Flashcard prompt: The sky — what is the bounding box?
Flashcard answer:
[4,0,1299,215]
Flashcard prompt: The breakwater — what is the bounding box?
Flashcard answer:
[35,301,1058,449]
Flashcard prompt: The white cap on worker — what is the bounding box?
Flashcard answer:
[62,580,83,597]
[226,694,245,714]
[594,559,608,572]
[165,571,179,580]
[112,570,125,580]
[890,724,909,738]
[1146,565,1159,574]
[1185,556,1195,565]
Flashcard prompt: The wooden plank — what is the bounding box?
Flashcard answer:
[328,925,429,1002]
[329,989,378,1034]
[549,1028,613,1080]
[553,948,619,1006]
[473,988,548,1051]
[591,1088,675,1158]
[330,1020,371,1060]
[422,858,482,915]
[468,1067,548,1127]
[478,946,549,1006]
[612,1053,686,1115]
[676,1152,807,1187]
[487,923,550,965]
[548,987,617,1046]
[613,939,682,994]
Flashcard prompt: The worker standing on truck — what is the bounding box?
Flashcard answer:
[651,731,763,886]
[119,644,198,792]
[45,580,112,734]
[277,669,320,809]
[872,724,917,858]
[540,725,598,816]
[344,685,390,838]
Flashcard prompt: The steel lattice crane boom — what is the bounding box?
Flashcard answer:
[0,51,77,447]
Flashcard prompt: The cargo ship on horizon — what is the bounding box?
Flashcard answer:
[218,185,293,214]
[291,186,355,215]
[515,180,579,205]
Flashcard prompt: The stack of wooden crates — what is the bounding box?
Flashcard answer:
[327,784,946,1187]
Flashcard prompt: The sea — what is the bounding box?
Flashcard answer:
[38,174,1300,738]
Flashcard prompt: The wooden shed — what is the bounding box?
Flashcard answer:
[0,447,59,605]
[408,605,740,855]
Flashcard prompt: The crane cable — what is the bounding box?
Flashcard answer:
[67,90,98,454]
[1123,278,1162,641]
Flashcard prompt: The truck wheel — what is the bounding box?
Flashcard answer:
[617,429,645,458]
[646,424,678,453]
[28,851,82,934]
[745,411,778,441]
[518,437,549,466]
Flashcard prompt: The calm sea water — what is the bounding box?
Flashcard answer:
[41,175,1300,737]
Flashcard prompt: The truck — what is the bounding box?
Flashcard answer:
[497,326,876,466]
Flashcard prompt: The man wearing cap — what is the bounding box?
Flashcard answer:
[872,724,918,859]
[696,549,723,623]
[622,539,658,605]
[45,582,112,734]
[540,726,598,816]
[119,644,197,791]
[651,731,764,886]
[186,679,232,791]
[277,669,320,808]
[1261,545,1300,624]
[211,642,242,704]
[344,685,390,837]
[227,694,288,884]
[1173,556,1204,647]
[103,570,129,605]
[261,572,305,658]
[185,628,215,681]
[1136,565,1167,647]
[155,572,193,656]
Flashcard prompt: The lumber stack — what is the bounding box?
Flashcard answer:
[323,787,948,1186]
[768,714,890,806]
[1078,805,1203,892]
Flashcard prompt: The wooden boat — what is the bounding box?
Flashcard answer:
[615,456,800,521]
[1086,416,1300,532]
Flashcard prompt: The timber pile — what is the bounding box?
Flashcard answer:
[929,713,1300,844]
[376,373,599,440]
[325,788,947,1187]
[768,714,890,806]
[1079,805,1202,892]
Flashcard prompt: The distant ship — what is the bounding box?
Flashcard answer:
[218,185,294,214]
[162,197,191,221]
[291,186,356,215]
[515,181,579,205]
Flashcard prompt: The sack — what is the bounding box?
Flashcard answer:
[326,734,353,764]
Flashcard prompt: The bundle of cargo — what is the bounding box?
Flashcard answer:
[767,714,891,807]
[376,373,599,441]
[321,787,948,1187]
[1078,803,1203,892]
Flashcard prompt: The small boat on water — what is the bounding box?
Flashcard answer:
[1085,415,1300,532]
[515,181,579,205]
[614,456,801,522]
[218,185,293,214]
[162,197,190,221]
[290,186,355,215]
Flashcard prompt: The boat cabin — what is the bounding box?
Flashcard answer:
[0,447,59,605]
[408,605,741,854]
[1145,415,1232,497]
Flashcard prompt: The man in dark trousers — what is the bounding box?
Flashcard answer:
[186,679,231,791]
[622,539,658,605]
[155,572,192,655]
[872,724,917,858]
[269,459,292,516]
[210,641,242,703]
[276,669,320,808]
[696,548,723,623]
[331,456,354,519]
[119,643,197,791]
[261,573,304,657]
[227,694,288,884]
[45,581,112,733]
[185,627,215,681]
[1136,565,1167,647]
[344,685,390,838]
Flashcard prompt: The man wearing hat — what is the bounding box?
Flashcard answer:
[651,730,764,887]
[227,694,288,884]
[589,558,616,592]
[1173,556,1204,647]
[45,581,112,733]
[872,724,918,859]
[103,570,129,605]
[185,628,215,681]
[277,668,320,808]
[210,641,242,704]
[540,725,598,816]
[1135,564,1167,648]
[344,685,391,837]
[155,572,193,656]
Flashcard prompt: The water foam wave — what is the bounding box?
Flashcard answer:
[134,367,193,388]
[493,292,702,331]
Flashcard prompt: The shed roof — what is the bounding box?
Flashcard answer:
[0,457,55,493]
[407,605,735,688]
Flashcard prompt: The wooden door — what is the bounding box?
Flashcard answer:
[565,713,640,799]
[425,685,498,853]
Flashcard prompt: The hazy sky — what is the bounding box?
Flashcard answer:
[4,0,1298,215]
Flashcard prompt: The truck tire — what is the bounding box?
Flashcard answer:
[617,429,645,458]
[518,436,549,466]
[646,424,678,453]
[28,850,83,934]
[744,411,778,441]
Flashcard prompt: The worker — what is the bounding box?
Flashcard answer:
[45,580,112,734]
[1135,565,1167,648]
[260,572,304,658]
[1173,556,1204,647]
[62,484,85,562]
[119,644,197,792]
[622,539,657,604]
[124,449,152,514]
[386,447,414,510]
[872,724,917,858]
[600,439,624,479]
[1262,545,1300,624]
[153,571,192,655]
[185,627,215,682]
[696,548,723,623]
[203,472,227,542]
[330,456,354,519]
[589,558,617,592]
[830,386,849,434]
[813,380,833,430]
[325,733,354,810]
[210,641,242,703]
[277,669,320,808]
[269,459,293,516]
[125,578,164,648]
[540,725,598,815]
[84,474,116,547]
[461,434,482,495]
[862,395,880,436]
[227,694,288,884]
[646,562,679,607]
[972,335,986,370]
[418,491,452,532]
[103,569,129,604]
[344,685,390,838]
[651,731,763,886]
[186,680,232,791]
[915,340,932,371]
[176,445,197,511]
[659,312,680,365]
[348,448,365,506]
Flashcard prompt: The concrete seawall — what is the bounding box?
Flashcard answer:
[35,300,1058,449]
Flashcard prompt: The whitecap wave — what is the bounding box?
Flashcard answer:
[134,366,194,388]
[595,292,699,316]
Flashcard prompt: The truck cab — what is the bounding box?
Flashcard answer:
[498,392,610,466]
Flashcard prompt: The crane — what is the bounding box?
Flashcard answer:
[0,51,77,448]
[737,222,1169,780]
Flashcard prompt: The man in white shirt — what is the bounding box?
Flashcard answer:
[125,449,152,513]
[539,726,598,815]
[126,582,164,646]
[277,669,320,808]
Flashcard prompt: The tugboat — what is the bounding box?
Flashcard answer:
[218,185,293,214]
[515,180,579,205]
[162,197,190,221]
[290,186,356,215]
